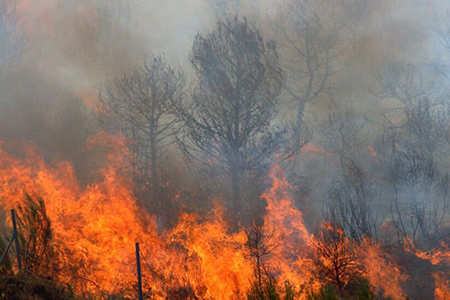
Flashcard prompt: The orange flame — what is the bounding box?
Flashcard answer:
[301,144,333,158]
[0,135,421,298]
[404,238,450,300]
[434,272,450,300]
[368,146,377,157]
[261,165,319,296]
[357,238,407,300]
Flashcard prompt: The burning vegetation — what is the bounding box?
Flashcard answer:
[1,0,450,299]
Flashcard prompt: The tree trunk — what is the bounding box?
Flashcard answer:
[295,100,306,149]
[256,255,262,290]
[231,165,241,218]
[231,99,241,222]
[150,135,159,204]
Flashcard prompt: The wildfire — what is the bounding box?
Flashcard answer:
[0,133,256,298]
[410,242,450,266]
[0,134,165,293]
[0,133,437,299]
[356,239,406,300]
[261,165,318,295]
[300,144,333,158]
[368,146,377,157]
[404,238,450,299]
[434,272,450,300]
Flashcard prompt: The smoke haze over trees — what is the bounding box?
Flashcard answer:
[2,0,450,299]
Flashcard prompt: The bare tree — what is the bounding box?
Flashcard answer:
[271,0,342,147]
[403,99,450,161]
[384,142,450,245]
[174,17,284,219]
[246,220,280,289]
[373,63,438,109]
[314,223,358,292]
[97,55,185,209]
[368,93,450,245]
[245,220,295,300]
[371,63,449,141]
[366,55,450,247]
[324,160,379,243]
[319,103,365,169]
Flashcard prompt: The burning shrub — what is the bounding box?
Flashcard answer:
[356,239,407,300]
[246,220,280,289]
[0,193,89,299]
[245,220,296,300]
[324,160,379,243]
[16,193,55,277]
[313,223,358,292]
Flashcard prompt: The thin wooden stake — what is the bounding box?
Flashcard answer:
[136,242,143,300]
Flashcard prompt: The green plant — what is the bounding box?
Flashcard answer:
[307,280,378,300]
[354,279,376,300]
[283,282,295,300]
[247,278,278,300]
[307,285,339,300]
[247,278,296,300]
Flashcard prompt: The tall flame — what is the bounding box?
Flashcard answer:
[0,134,417,299]
[405,238,450,299]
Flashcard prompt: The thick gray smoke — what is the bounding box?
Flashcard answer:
[1,0,450,207]
[1,0,449,139]
[3,2,450,298]
[0,0,214,180]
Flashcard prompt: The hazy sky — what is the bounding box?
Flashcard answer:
[2,0,450,156]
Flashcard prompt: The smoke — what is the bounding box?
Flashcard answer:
[1,0,450,199]
[1,2,450,297]
[0,0,215,178]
